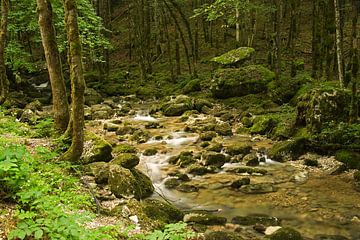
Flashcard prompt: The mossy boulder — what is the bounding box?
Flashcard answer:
[240,183,277,194]
[143,148,158,156]
[130,129,151,143]
[161,95,194,116]
[85,87,103,106]
[205,142,223,152]
[84,162,109,184]
[141,199,184,224]
[232,215,280,226]
[268,138,308,162]
[225,143,252,156]
[335,150,360,170]
[81,131,113,164]
[243,153,259,166]
[354,171,360,182]
[194,99,213,113]
[250,115,279,135]
[202,152,226,167]
[187,164,213,175]
[184,212,227,225]
[200,131,217,141]
[110,153,140,169]
[169,151,196,167]
[268,227,303,240]
[116,125,136,136]
[113,144,137,153]
[211,65,275,99]
[182,79,201,94]
[230,178,250,189]
[205,231,244,240]
[108,165,154,200]
[226,167,267,175]
[215,122,233,136]
[296,84,355,132]
[211,47,255,66]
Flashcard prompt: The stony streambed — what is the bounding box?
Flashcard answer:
[86,98,360,240]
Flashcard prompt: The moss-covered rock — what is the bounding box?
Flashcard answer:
[164,178,182,189]
[240,183,277,194]
[184,212,227,225]
[143,148,158,156]
[194,99,213,113]
[25,100,42,111]
[84,162,109,184]
[354,171,360,182]
[182,79,201,94]
[268,227,303,240]
[108,165,154,200]
[115,125,136,136]
[169,151,196,167]
[161,95,194,116]
[141,199,184,224]
[103,123,120,132]
[211,47,255,66]
[268,138,308,162]
[205,231,244,240]
[211,65,275,99]
[200,131,217,141]
[225,143,252,156]
[226,167,267,175]
[113,144,137,153]
[187,164,212,175]
[205,142,223,152]
[250,115,279,135]
[230,178,250,189]
[81,131,113,164]
[335,150,360,170]
[231,215,280,226]
[202,152,226,167]
[110,153,140,168]
[215,122,233,136]
[85,87,103,106]
[243,153,259,166]
[130,129,151,143]
[176,183,199,192]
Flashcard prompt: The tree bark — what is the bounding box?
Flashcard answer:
[37,0,70,132]
[334,0,345,87]
[0,0,9,104]
[61,0,86,162]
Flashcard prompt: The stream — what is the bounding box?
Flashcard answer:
[95,104,360,239]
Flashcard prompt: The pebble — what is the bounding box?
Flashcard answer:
[265,226,282,235]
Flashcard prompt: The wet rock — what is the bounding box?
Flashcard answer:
[241,116,253,128]
[116,125,136,135]
[225,143,252,156]
[108,165,154,200]
[110,153,140,169]
[354,171,360,182]
[130,129,151,143]
[164,178,182,189]
[314,235,349,240]
[205,231,244,240]
[103,122,120,132]
[200,131,217,141]
[20,109,39,124]
[250,115,278,135]
[113,144,137,153]
[81,131,113,164]
[291,171,308,184]
[230,178,250,189]
[265,226,282,235]
[304,158,319,167]
[184,212,227,225]
[202,152,226,167]
[145,122,160,129]
[226,167,267,175]
[161,95,194,116]
[25,100,42,111]
[91,104,113,120]
[84,162,109,184]
[194,99,213,113]
[141,199,184,224]
[253,224,266,233]
[116,103,132,116]
[211,47,255,66]
[268,138,308,162]
[176,183,199,193]
[187,164,213,176]
[215,122,233,136]
[85,88,103,106]
[240,183,277,194]
[143,148,158,156]
[268,227,303,240]
[232,215,280,226]
[211,65,275,99]
[169,151,196,167]
[243,153,259,166]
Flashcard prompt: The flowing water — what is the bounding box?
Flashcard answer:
[98,107,360,239]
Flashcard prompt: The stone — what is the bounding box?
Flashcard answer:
[130,129,151,143]
[314,235,350,240]
[113,144,137,154]
[81,131,113,164]
[243,153,259,166]
[205,231,244,240]
[108,165,154,200]
[211,47,255,66]
[226,167,267,175]
[161,95,194,116]
[205,142,223,152]
[194,99,213,113]
[141,199,184,223]
[268,227,303,240]
[268,138,308,162]
[164,178,182,189]
[25,100,42,111]
[225,143,252,156]
[85,88,103,106]
[215,122,233,136]
[335,150,360,170]
[145,122,160,129]
[20,109,38,125]
[202,152,226,167]
[170,151,196,167]
[116,125,136,136]
[211,65,275,99]
[143,148,158,156]
[187,164,212,176]
[110,153,140,169]
[184,212,227,225]
[183,79,201,94]
[176,183,199,193]
[103,123,120,132]
[84,162,109,184]
[240,183,277,194]
[250,115,279,135]
[230,178,250,189]
[231,215,280,226]
[199,131,217,141]
[265,226,282,235]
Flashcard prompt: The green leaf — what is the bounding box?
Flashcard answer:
[34,229,43,239]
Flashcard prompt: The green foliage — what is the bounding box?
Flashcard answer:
[0,110,30,136]
[133,222,196,240]
[31,118,56,138]
[312,122,360,146]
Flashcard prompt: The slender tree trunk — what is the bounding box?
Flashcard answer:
[37,0,70,132]
[334,0,345,87]
[61,0,86,162]
[235,7,240,43]
[0,0,9,104]
[312,0,320,78]
[273,0,281,80]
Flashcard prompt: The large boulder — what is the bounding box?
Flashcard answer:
[84,162,109,184]
[202,152,226,167]
[225,143,252,156]
[108,165,154,200]
[85,88,103,106]
[141,199,184,224]
[161,95,194,116]
[211,47,255,66]
[268,138,308,162]
[231,215,280,226]
[110,153,140,169]
[268,227,303,240]
[211,65,275,99]
[296,84,356,132]
[81,131,113,164]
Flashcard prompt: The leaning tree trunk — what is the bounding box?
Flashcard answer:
[0,0,9,104]
[37,0,70,132]
[61,0,86,162]
[334,0,345,87]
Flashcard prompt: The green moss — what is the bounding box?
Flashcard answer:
[211,47,255,65]
[250,115,279,135]
[335,150,360,170]
[182,79,201,94]
[354,171,360,182]
[268,138,309,162]
[141,199,184,224]
[82,131,113,164]
[143,148,158,156]
[113,144,137,153]
[110,153,140,169]
[268,227,303,240]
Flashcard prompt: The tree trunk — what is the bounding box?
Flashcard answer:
[235,7,240,43]
[0,0,9,104]
[61,0,86,162]
[37,0,70,132]
[334,0,345,87]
